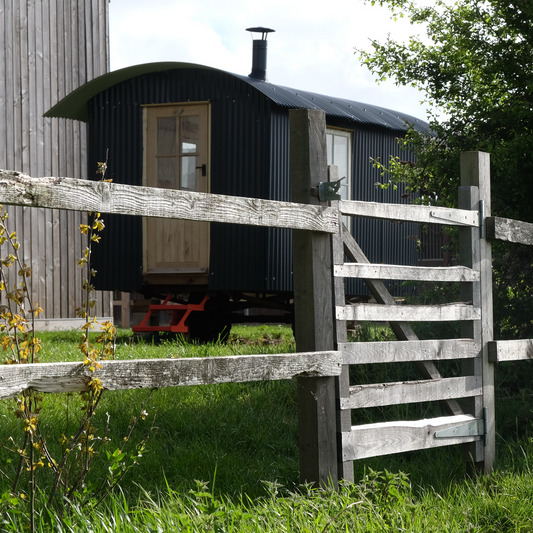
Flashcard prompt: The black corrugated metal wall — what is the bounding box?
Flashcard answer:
[87,68,419,297]
[348,123,419,297]
[88,69,275,294]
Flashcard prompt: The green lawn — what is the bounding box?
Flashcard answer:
[1,325,533,531]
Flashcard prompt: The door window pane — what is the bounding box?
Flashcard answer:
[181,156,199,191]
[334,136,349,189]
[157,117,176,155]
[157,157,177,189]
[181,116,199,154]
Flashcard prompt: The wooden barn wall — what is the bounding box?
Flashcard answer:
[0,0,112,319]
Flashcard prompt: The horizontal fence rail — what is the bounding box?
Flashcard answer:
[340,339,481,365]
[342,414,483,461]
[339,199,479,227]
[341,375,482,409]
[0,170,339,233]
[0,351,342,400]
[488,340,533,362]
[486,216,533,246]
[334,263,480,283]
[337,303,481,322]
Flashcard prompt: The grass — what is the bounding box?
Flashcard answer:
[1,324,533,531]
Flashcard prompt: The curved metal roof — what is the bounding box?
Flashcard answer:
[44,61,429,132]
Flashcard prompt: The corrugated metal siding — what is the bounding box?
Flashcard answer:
[89,69,275,293]
[239,76,430,133]
[347,125,419,297]
[87,68,421,297]
[0,0,111,318]
[266,110,292,292]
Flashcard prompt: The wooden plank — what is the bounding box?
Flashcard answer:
[331,193,354,482]
[342,415,482,461]
[0,1,5,170]
[42,1,53,318]
[458,184,484,466]
[341,339,480,365]
[337,303,480,322]
[341,376,482,409]
[488,339,533,362]
[67,210,76,318]
[290,109,338,488]
[0,170,339,234]
[31,0,46,314]
[486,216,533,246]
[20,0,29,172]
[12,0,22,171]
[59,208,69,317]
[339,199,479,227]
[461,151,494,473]
[102,0,110,73]
[342,227,464,417]
[335,263,479,282]
[0,351,342,401]
[85,0,94,82]
[4,0,14,170]
[52,208,61,317]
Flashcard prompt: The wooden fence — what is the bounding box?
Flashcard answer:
[1,109,533,488]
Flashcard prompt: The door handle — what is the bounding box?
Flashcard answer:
[196,164,207,176]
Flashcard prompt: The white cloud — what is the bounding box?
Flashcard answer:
[109,0,429,119]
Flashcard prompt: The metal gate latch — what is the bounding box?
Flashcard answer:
[319,176,346,201]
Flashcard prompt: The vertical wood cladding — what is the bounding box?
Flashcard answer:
[0,0,111,318]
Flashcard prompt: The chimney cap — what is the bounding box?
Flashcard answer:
[246,27,275,40]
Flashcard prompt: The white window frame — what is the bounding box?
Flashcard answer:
[326,127,352,229]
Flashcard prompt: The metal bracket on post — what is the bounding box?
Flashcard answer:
[319,177,346,202]
[434,416,485,440]
[479,200,485,239]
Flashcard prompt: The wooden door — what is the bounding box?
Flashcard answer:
[142,103,210,281]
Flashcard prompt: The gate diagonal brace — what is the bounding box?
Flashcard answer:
[132,294,209,334]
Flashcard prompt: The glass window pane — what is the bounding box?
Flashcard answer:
[333,136,349,180]
[181,156,199,191]
[181,116,199,154]
[157,157,177,189]
[157,117,176,155]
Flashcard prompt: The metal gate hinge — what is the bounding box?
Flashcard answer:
[319,177,346,202]
[479,200,485,238]
[434,413,486,441]
[429,208,478,226]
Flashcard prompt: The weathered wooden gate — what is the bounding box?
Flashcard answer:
[292,108,533,487]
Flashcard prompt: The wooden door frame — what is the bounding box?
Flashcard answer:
[141,101,211,286]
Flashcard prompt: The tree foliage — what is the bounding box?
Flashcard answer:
[359,0,533,338]
[360,0,533,218]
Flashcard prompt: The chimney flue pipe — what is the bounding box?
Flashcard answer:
[246,27,275,82]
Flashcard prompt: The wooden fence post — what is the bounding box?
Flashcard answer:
[460,151,495,473]
[290,109,338,488]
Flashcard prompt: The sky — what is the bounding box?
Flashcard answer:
[109,0,429,121]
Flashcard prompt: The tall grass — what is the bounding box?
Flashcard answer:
[2,325,533,531]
